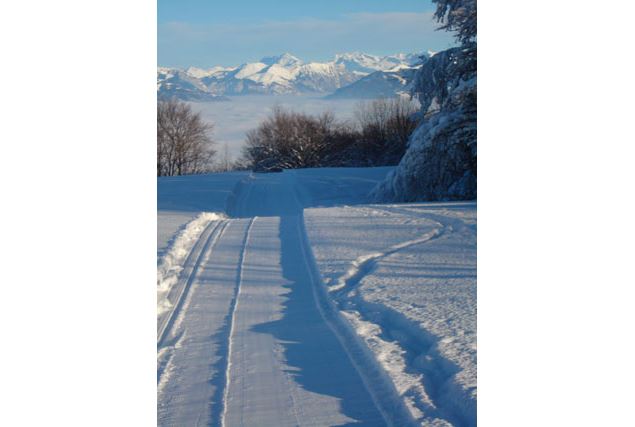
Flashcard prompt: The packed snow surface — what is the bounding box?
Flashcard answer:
[157,172,248,332]
[157,167,476,426]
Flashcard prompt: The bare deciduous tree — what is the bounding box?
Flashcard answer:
[242,106,336,171]
[217,143,232,172]
[354,97,420,164]
[239,98,419,171]
[157,99,216,176]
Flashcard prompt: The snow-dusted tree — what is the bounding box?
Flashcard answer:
[371,0,476,202]
[157,99,216,176]
[433,0,477,44]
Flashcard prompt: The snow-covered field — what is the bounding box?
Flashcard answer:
[157,167,476,426]
[305,202,476,425]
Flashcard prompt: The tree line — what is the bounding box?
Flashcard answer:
[240,97,419,172]
[157,97,419,175]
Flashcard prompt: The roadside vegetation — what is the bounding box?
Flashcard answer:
[240,97,419,172]
[157,99,216,176]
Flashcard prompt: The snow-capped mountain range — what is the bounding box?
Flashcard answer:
[157,52,430,100]
[326,67,420,100]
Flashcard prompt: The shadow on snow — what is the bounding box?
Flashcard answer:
[250,214,386,426]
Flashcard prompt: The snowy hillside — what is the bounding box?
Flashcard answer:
[157,167,476,426]
[334,51,422,74]
[327,66,420,99]
[157,51,426,99]
[157,68,229,102]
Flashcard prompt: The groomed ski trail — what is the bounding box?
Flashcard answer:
[158,172,413,426]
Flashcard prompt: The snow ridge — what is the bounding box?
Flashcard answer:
[325,206,475,426]
[326,218,461,426]
[157,212,224,320]
[296,213,419,427]
[328,226,444,295]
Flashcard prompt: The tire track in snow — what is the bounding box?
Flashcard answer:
[220,216,256,427]
[157,220,229,398]
[157,219,228,347]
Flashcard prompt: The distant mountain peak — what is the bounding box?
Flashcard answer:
[260,52,303,67]
[158,50,428,99]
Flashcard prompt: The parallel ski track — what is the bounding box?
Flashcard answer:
[157,219,229,347]
[220,216,256,427]
[159,177,468,425]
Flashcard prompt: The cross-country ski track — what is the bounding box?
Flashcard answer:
[157,169,476,427]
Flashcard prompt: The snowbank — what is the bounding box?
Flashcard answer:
[157,212,225,317]
[157,172,247,317]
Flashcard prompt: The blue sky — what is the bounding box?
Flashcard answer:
[158,0,457,68]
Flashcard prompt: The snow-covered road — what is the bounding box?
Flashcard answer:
[157,169,476,426]
[159,173,393,426]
